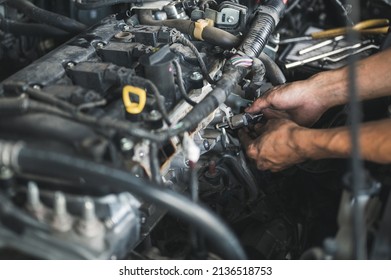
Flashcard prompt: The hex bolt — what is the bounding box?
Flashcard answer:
[66,62,75,69]
[53,192,67,217]
[96,42,105,49]
[27,181,41,210]
[26,181,45,220]
[120,138,134,152]
[77,197,104,237]
[203,139,210,150]
[227,16,234,23]
[149,110,162,121]
[51,192,72,232]
[82,197,96,222]
[0,166,13,180]
[190,71,203,81]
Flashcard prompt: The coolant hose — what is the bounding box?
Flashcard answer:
[0,18,69,37]
[177,1,287,131]
[7,0,87,34]
[0,141,247,260]
[259,52,286,85]
[138,9,240,49]
[180,65,249,131]
[239,0,286,57]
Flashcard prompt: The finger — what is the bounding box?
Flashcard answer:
[253,123,267,135]
[245,97,270,113]
[237,128,254,148]
[262,108,290,119]
[256,159,273,171]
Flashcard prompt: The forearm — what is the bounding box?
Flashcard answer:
[309,48,391,108]
[295,118,391,164]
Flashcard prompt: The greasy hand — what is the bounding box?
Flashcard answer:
[245,79,327,127]
[238,119,308,172]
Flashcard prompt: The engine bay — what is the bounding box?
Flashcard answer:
[0,0,390,260]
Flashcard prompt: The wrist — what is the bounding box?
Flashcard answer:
[293,126,351,160]
[290,126,314,160]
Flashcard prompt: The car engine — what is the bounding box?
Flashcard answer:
[0,0,390,260]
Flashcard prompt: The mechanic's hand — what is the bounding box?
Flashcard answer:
[245,79,328,127]
[238,119,308,172]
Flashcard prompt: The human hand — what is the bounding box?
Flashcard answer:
[238,119,309,172]
[245,78,329,127]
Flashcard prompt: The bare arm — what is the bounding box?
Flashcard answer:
[239,118,391,171]
[300,118,391,164]
[246,48,391,126]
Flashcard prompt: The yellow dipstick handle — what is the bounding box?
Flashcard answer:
[122,85,146,114]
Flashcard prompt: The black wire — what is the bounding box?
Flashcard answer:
[0,18,70,37]
[176,36,216,85]
[333,0,354,26]
[128,76,172,127]
[0,93,180,143]
[285,0,300,14]
[11,145,247,260]
[172,60,198,107]
[149,142,163,185]
[24,87,76,112]
[6,0,87,34]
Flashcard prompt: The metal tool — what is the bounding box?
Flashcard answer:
[216,113,263,130]
[298,35,345,55]
[285,40,373,69]
[322,44,380,63]
[279,18,389,45]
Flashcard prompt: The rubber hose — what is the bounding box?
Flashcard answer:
[7,0,86,34]
[240,0,286,57]
[138,9,240,49]
[76,0,159,9]
[138,9,195,35]
[201,26,241,49]
[4,144,247,260]
[259,52,286,85]
[0,18,69,37]
[180,65,248,131]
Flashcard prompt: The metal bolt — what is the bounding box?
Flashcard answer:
[53,192,67,216]
[0,166,13,180]
[77,197,104,237]
[26,181,46,220]
[203,139,210,150]
[190,71,203,81]
[149,110,162,121]
[120,138,134,152]
[66,62,75,69]
[227,16,234,23]
[139,151,145,158]
[82,197,96,222]
[96,42,105,49]
[52,192,72,232]
[32,84,41,90]
[27,182,41,209]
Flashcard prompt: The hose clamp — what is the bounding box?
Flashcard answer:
[193,19,214,41]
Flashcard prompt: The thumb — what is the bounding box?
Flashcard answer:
[245,97,270,113]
